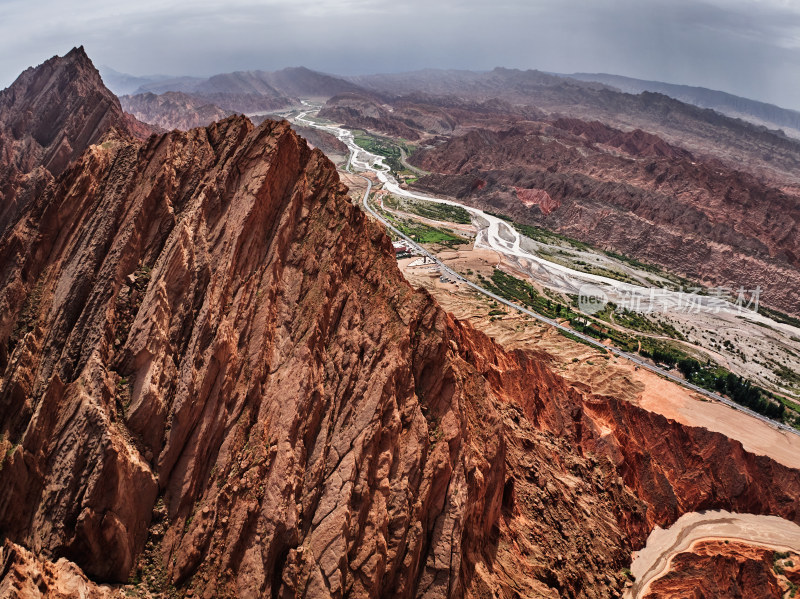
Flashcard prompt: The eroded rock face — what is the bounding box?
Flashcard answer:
[1,52,800,599]
[344,69,800,185]
[0,46,153,237]
[0,113,509,596]
[121,91,233,131]
[0,540,121,599]
[643,541,796,599]
[319,94,423,140]
[0,46,145,176]
[453,338,800,597]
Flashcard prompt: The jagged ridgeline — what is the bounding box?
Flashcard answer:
[0,48,799,599]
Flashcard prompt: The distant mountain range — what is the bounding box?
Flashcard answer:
[97,65,180,96]
[100,65,362,101]
[102,65,368,118]
[101,64,800,136]
[568,72,800,139]
[99,64,800,185]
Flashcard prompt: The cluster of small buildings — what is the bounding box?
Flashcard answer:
[392,240,415,259]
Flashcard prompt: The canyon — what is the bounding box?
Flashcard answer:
[0,48,799,599]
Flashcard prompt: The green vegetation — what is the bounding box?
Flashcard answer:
[577,262,640,285]
[602,250,655,272]
[678,358,788,421]
[478,269,579,320]
[773,551,798,595]
[776,395,800,428]
[484,210,513,222]
[475,266,798,427]
[0,439,18,472]
[478,269,664,351]
[395,220,464,247]
[594,303,686,340]
[384,195,471,224]
[774,364,800,389]
[512,221,591,251]
[600,249,700,290]
[127,499,180,598]
[620,568,635,582]
[368,194,464,247]
[559,328,608,352]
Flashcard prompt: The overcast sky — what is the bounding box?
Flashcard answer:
[2,0,800,109]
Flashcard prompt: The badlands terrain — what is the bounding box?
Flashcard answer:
[0,48,799,599]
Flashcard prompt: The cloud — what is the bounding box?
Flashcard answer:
[1,0,799,109]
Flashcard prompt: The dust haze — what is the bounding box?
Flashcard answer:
[1,0,800,109]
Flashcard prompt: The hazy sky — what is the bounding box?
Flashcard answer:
[2,0,800,109]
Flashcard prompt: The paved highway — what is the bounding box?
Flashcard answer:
[294,109,800,438]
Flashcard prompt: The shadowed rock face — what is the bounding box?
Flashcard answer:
[1,52,800,599]
[0,46,144,176]
[0,540,119,598]
[1,111,543,596]
[0,113,507,595]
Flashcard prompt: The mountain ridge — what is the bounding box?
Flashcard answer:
[1,47,800,599]
[570,71,800,138]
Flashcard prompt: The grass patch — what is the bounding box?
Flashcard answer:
[385,195,471,224]
[596,305,686,340]
[395,220,464,247]
[774,364,800,389]
[478,269,577,320]
[512,221,591,251]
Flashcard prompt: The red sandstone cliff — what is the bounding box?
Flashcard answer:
[0,111,509,596]
[0,46,149,176]
[0,51,799,599]
[0,47,153,236]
